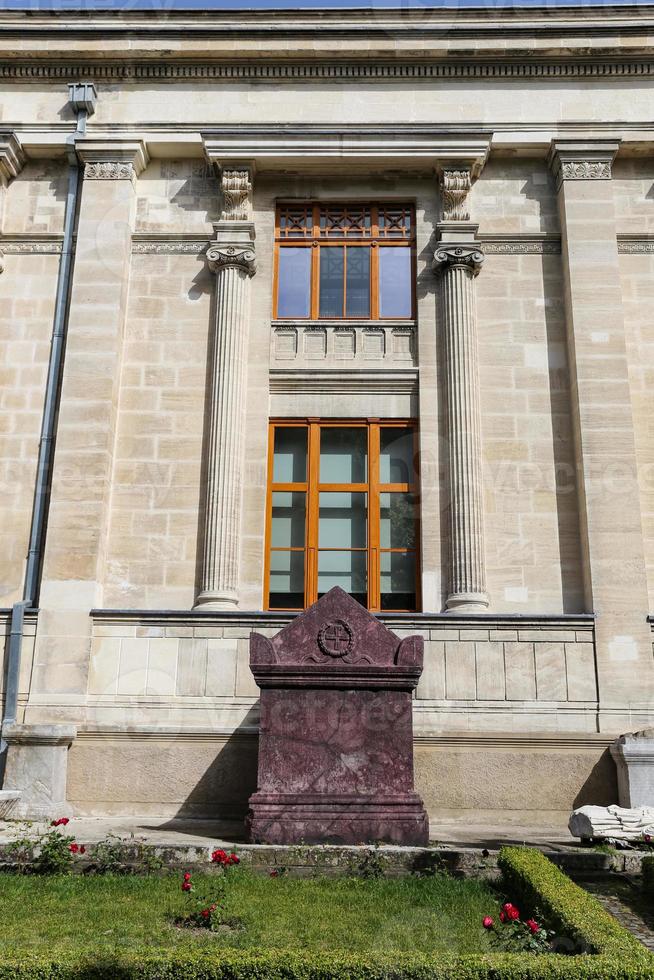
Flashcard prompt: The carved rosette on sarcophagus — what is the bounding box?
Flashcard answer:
[246,587,429,846]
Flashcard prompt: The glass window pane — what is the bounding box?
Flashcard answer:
[380,551,416,611]
[380,426,415,484]
[345,246,370,318]
[277,248,311,318]
[319,492,367,549]
[273,427,307,483]
[380,493,417,549]
[318,550,367,604]
[320,427,367,483]
[271,492,306,548]
[319,246,344,317]
[269,551,305,609]
[379,247,412,318]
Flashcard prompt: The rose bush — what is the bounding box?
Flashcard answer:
[482,900,553,954]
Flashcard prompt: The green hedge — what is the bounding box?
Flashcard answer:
[0,849,651,979]
[498,846,651,963]
[0,952,652,980]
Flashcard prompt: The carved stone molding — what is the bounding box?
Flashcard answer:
[480,237,561,254]
[206,241,256,276]
[4,61,654,83]
[617,238,654,253]
[84,161,135,180]
[131,239,208,254]
[548,140,620,192]
[220,168,253,221]
[440,169,472,222]
[0,132,25,183]
[433,243,485,278]
[0,238,63,254]
[76,139,150,181]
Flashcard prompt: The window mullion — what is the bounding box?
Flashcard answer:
[306,422,320,606]
[369,423,381,612]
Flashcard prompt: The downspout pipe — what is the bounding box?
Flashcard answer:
[0,83,97,785]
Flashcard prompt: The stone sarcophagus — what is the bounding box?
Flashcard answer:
[246,587,429,845]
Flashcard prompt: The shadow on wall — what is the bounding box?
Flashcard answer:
[572,748,618,809]
[173,712,259,829]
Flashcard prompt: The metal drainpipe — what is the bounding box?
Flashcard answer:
[0,83,97,784]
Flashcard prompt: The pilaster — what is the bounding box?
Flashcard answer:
[195,162,256,610]
[29,139,149,709]
[433,167,489,612]
[549,139,654,721]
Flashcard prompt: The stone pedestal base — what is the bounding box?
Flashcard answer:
[0,790,21,819]
[610,731,654,808]
[1,724,76,820]
[247,793,429,846]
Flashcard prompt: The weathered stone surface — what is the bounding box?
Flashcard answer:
[247,588,429,845]
[1,724,76,819]
[610,732,654,808]
[569,803,654,841]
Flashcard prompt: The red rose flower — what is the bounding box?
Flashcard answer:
[201,909,210,919]
[79,845,86,855]
[502,902,520,921]
[499,911,506,923]
[183,872,192,881]
[182,881,192,892]
[482,916,494,929]
[211,849,228,865]
[229,853,240,865]
[270,869,279,878]
[526,919,539,934]
[69,843,79,854]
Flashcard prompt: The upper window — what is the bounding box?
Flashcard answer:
[265,420,420,613]
[274,203,415,321]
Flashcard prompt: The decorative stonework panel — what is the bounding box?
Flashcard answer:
[363,328,385,359]
[272,322,416,368]
[304,327,327,359]
[334,328,356,359]
[440,169,472,222]
[560,161,612,182]
[131,239,208,254]
[84,162,135,180]
[220,168,252,221]
[273,327,298,360]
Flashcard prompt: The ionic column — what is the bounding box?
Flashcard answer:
[195,166,256,610]
[433,168,488,612]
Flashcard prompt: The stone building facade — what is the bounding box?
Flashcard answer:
[1,4,654,827]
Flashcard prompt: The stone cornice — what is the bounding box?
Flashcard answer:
[203,128,490,174]
[6,61,654,83]
[76,139,150,180]
[548,139,621,191]
[0,131,25,183]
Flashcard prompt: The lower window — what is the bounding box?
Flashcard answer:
[265,420,420,612]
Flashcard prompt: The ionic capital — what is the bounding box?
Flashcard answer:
[433,243,484,278]
[206,240,256,277]
[76,139,149,181]
[548,140,620,192]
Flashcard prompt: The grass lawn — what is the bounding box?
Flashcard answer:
[0,871,498,959]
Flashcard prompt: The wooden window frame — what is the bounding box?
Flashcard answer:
[273,202,416,322]
[264,419,421,613]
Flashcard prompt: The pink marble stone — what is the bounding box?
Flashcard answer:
[246,587,429,845]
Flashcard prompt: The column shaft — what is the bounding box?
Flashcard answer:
[196,223,256,609]
[434,239,488,611]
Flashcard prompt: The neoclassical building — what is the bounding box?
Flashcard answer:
[1,3,654,828]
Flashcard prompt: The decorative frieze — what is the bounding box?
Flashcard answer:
[5,61,654,82]
[0,238,63,254]
[131,239,209,255]
[76,139,149,181]
[440,170,472,222]
[548,140,620,192]
[480,237,561,254]
[84,161,135,181]
[617,239,654,253]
